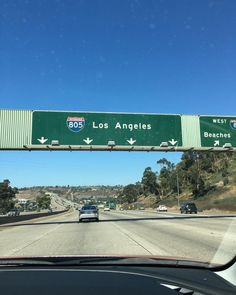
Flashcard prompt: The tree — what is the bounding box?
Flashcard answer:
[157,158,177,197]
[135,181,143,195]
[196,153,215,173]
[157,158,175,171]
[118,184,139,204]
[177,152,206,197]
[141,167,159,196]
[0,180,18,214]
[36,194,51,210]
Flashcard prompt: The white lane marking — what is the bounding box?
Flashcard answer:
[5,224,63,256]
[111,222,169,256]
[211,218,236,265]
[0,211,78,256]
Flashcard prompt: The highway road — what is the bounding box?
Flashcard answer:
[0,209,235,265]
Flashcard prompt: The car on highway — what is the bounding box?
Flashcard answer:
[7,208,20,216]
[103,207,110,211]
[180,202,198,214]
[156,205,168,212]
[79,205,99,222]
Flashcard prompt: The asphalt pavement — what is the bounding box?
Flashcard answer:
[0,209,235,265]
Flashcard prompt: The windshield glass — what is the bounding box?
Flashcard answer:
[0,0,235,268]
[81,205,97,210]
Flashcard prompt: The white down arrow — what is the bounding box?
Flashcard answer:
[83,138,93,144]
[168,139,178,146]
[37,137,48,144]
[127,138,136,145]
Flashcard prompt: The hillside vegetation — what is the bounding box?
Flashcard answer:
[118,151,236,212]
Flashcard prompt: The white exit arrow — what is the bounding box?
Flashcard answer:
[37,137,48,144]
[168,139,178,146]
[127,138,136,145]
[83,138,93,145]
[214,140,220,146]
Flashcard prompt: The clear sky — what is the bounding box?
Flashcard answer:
[0,0,236,187]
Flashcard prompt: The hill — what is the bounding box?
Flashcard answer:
[119,152,236,213]
[17,185,122,204]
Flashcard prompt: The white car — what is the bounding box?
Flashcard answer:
[7,209,20,216]
[79,205,99,222]
[157,205,167,212]
[104,207,110,211]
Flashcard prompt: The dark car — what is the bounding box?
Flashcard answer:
[180,202,197,214]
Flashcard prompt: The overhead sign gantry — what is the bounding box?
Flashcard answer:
[0,109,235,151]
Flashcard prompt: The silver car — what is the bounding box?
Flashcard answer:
[79,205,99,222]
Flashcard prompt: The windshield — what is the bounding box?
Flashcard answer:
[0,0,235,268]
[81,205,97,210]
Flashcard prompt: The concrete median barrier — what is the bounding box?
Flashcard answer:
[0,210,68,225]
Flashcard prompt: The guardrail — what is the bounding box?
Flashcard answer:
[0,210,68,225]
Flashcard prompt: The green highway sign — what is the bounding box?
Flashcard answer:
[32,111,182,147]
[200,116,236,147]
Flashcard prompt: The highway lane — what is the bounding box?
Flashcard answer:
[0,209,235,265]
[101,210,236,264]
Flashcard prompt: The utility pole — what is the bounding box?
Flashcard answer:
[176,171,180,208]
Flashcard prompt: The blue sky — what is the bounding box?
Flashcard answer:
[0,0,236,187]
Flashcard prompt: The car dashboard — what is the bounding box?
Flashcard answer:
[0,264,235,295]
